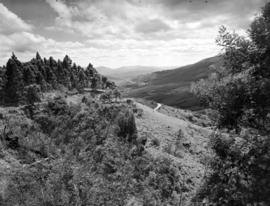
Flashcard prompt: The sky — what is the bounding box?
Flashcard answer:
[0,0,269,68]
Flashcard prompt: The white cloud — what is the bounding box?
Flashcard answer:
[0,0,267,68]
[0,3,32,35]
[135,19,171,33]
[0,2,86,66]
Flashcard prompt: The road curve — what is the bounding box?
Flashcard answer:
[154,103,162,112]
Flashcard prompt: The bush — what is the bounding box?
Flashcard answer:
[2,96,186,206]
[24,84,41,105]
[116,109,137,143]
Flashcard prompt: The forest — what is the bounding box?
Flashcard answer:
[0,53,114,106]
[0,1,270,206]
[0,54,183,205]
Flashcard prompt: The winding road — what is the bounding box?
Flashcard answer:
[154,103,162,112]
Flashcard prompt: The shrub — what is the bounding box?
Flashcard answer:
[24,84,41,105]
[116,109,137,143]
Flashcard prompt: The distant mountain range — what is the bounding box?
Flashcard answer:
[123,56,223,110]
[96,66,173,85]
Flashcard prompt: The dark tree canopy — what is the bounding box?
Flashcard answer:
[0,53,115,105]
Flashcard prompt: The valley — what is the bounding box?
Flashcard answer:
[0,53,216,206]
[122,56,223,110]
[1,0,270,205]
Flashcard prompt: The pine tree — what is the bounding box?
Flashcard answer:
[5,55,25,105]
[23,65,37,85]
[77,69,86,91]
[91,77,97,89]
[0,52,107,104]
[85,63,97,77]
[24,84,41,105]
[0,66,7,104]
[36,52,42,61]
[63,55,72,69]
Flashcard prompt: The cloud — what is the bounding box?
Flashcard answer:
[135,19,171,33]
[0,3,32,35]
[1,0,268,68]
[154,0,268,28]
[45,0,133,39]
[45,0,267,41]
[0,2,86,66]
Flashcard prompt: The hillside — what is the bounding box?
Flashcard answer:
[123,56,223,110]
[134,100,213,204]
[0,91,214,205]
[96,66,168,85]
[0,54,215,205]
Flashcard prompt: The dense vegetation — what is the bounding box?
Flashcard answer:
[0,53,114,106]
[2,2,270,206]
[192,2,270,206]
[0,52,187,205]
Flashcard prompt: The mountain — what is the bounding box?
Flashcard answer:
[123,56,223,110]
[0,57,214,205]
[96,66,171,85]
[0,53,222,205]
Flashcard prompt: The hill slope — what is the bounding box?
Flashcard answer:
[96,66,168,85]
[124,56,223,110]
[133,100,213,204]
[0,91,214,205]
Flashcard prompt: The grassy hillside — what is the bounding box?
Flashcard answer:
[0,54,213,205]
[124,56,223,110]
[0,91,215,205]
[96,66,169,85]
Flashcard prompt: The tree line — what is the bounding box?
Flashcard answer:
[0,53,115,105]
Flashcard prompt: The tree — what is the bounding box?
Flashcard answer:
[24,84,41,105]
[36,52,42,61]
[101,76,108,89]
[113,89,121,102]
[0,66,7,104]
[91,77,97,89]
[0,52,107,105]
[63,55,72,70]
[5,55,25,105]
[192,2,270,206]
[77,69,87,91]
[23,65,37,85]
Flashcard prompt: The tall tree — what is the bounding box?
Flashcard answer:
[0,66,7,104]
[192,3,270,205]
[5,55,25,105]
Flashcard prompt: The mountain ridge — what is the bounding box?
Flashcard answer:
[123,55,223,110]
[96,65,174,85]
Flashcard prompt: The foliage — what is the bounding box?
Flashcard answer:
[99,90,113,103]
[24,84,41,105]
[113,89,121,101]
[192,2,270,205]
[0,53,114,106]
[1,96,184,205]
[194,131,270,206]
[163,129,186,158]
